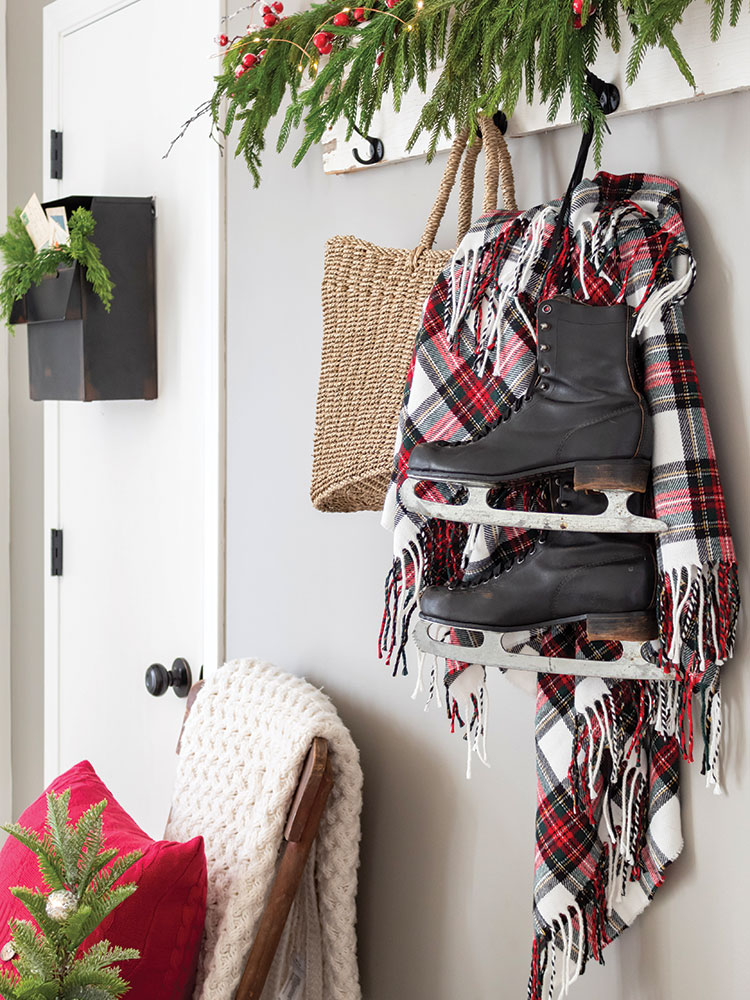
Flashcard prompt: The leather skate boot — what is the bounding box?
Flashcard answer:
[418,484,658,642]
[408,296,653,498]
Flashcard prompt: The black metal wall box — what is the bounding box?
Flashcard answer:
[12,196,157,401]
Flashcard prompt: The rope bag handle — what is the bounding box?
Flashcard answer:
[476,114,518,218]
[413,117,518,266]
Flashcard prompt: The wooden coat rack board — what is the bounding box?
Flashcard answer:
[322,4,750,174]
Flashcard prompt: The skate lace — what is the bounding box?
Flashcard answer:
[455,477,571,589]
[458,531,549,589]
[498,392,533,423]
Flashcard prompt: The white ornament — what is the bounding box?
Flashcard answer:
[45,889,78,922]
[0,941,16,962]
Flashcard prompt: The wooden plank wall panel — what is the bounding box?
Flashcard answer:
[323,5,750,174]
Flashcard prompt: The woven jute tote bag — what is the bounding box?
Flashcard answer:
[311,118,517,513]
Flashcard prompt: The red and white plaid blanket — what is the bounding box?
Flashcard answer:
[380,173,738,996]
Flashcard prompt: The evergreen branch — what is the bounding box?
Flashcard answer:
[177,0,748,185]
[71,801,106,861]
[8,920,57,981]
[83,851,142,901]
[76,941,140,969]
[2,795,142,1000]
[61,987,124,1000]
[9,888,68,945]
[710,0,726,39]
[1,825,66,892]
[0,969,21,1000]
[45,792,79,887]
[67,886,138,948]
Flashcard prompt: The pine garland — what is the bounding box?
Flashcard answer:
[0,791,141,1000]
[0,208,114,332]
[195,0,748,184]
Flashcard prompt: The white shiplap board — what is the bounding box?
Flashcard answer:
[323,4,750,173]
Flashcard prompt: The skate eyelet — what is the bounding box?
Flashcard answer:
[540,382,550,391]
[540,343,550,352]
[541,304,552,315]
[540,365,550,375]
[540,322,550,331]
[559,501,569,508]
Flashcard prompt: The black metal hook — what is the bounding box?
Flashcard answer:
[586,70,620,116]
[351,123,384,165]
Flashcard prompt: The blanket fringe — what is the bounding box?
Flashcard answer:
[530,746,668,1000]
[378,520,467,676]
[529,851,614,1000]
[444,663,490,778]
[657,562,739,674]
[446,211,552,379]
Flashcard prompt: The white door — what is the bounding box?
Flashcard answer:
[43,0,225,837]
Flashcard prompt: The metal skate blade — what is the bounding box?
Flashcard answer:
[413,619,675,681]
[401,478,666,534]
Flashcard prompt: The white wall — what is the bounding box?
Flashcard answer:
[0,0,10,826]
[6,0,53,819]
[226,91,750,999]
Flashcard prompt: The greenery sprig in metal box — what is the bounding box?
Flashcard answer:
[185,0,747,184]
[0,208,113,332]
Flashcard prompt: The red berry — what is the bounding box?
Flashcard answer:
[260,48,267,56]
[219,33,229,46]
[386,0,398,7]
[263,12,277,26]
[242,52,258,67]
[333,11,350,25]
[320,42,333,54]
[353,7,366,20]
[376,50,383,65]
[262,4,271,12]
[572,0,583,11]
[235,65,246,78]
[314,31,329,49]
[272,1,284,10]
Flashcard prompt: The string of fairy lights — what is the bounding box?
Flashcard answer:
[216,0,426,78]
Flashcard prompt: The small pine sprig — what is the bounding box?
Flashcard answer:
[0,207,114,332]
[0,792,142,1000]
[183,0,748,185]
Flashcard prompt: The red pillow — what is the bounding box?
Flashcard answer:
[0,760,206,1000]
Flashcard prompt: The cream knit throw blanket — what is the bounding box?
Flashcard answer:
[165,659,363,1000]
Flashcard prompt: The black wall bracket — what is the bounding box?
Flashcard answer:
[50,131,63,180]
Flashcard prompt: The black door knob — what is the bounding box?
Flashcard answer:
[145,658,192,698]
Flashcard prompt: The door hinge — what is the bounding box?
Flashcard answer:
[51,529,63,577]
[50,130,63,180]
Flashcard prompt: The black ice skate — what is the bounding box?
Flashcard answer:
[413,485,673,681]
[402,296,665,535]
